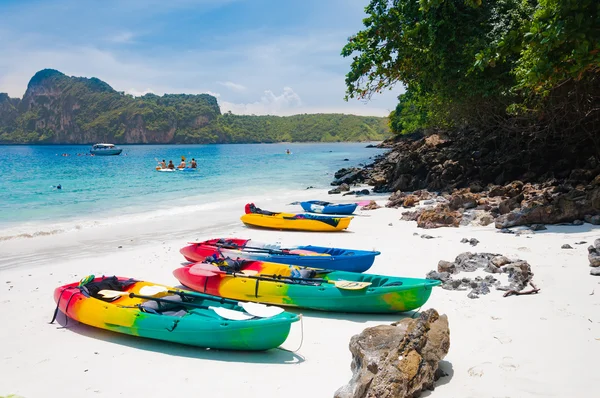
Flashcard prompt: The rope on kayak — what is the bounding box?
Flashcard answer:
[278,314,304,353]
[411,304,424,318]
[49,286,76,324]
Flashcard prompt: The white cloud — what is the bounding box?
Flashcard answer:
[109,31,135,44]
[220,87,303,115]
[126,88,154,96]
[217,81,246,92]
[0,1,404,117]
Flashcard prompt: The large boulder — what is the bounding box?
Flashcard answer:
[495,185,600,228]
[335,309,450,398]
[589,239,600,268]
[332,168,364,186]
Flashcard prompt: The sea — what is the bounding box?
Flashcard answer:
[0,143,387,239]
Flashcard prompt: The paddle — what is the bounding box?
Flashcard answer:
[191,241,309,256]
[96,290,254,320]
[137,286,284,318]
[188,263,258,277]
[188,263,372,290]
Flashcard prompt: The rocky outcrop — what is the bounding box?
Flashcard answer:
[589,239,600,270]
[361,200,381,210]
[495,183,600,228]
[333,125,600,227]
[335,309,450,398]
[426,252,535,298]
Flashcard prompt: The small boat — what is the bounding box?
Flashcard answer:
[173,260,441,314]
[180,238,380,273]
[52,275,299,351]
[300,201,358,215]
[90,143,122,156]
[156,167,175,172]
[241,203,352,232]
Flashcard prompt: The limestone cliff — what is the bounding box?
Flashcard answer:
[0,69,391,144]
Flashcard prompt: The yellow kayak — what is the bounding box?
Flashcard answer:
[241,203,352,232]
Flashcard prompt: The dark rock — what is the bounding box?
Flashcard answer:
[426,270,451,282]
[491,256,510,267]
[584,214,600,225]
[335,309,450,398]
[403,194,419,207]
[467,291,479,299]
[529,224,547,231]
[499,228,515,234]
[575,241,588,245]
[489,185,507,197]
[343,158,350,161]
[461,238,480,246]
[361,200,381,210]
[305,186,314,189]
[328,188,341,194]
[437,260,456,274]
[591,268,600,276]
[401,211,420,222]
[573,219,584,225]
[561,244,573,249]
[498,192,524,215]
[339,183,350,192]
[500,261,533,291]
[421,234,435,239]
[416,207,462,229]
[495,186,600,229]
[386,190,407,208]
[332,168,363,186]
[588,239,600,267]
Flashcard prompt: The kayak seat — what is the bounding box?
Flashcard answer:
[140,295,186,315]
[81,276,137,302]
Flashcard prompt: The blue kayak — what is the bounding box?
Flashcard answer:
[300,200,358,215]
[181,238,381,273]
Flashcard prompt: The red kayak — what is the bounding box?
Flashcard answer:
[179,238,380,273]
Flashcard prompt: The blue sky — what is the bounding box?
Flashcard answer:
[0,0,403,116]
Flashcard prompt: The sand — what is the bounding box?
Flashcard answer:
[1,188,599,398]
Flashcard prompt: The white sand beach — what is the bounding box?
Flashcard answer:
[1,188,599,398]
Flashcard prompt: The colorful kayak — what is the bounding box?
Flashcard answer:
[300,201,358,215]
[242,203,352,232]
[173,259,440,314]
[52,276,299,351]
[180,238,380,273]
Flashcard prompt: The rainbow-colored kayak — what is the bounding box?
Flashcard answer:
[52,276,299,351]
[173,260,440,314]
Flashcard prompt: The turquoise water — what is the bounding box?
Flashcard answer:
[0,143,385,231]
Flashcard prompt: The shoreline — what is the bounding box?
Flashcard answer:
[1,188,599,397]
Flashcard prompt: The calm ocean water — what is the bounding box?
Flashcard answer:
[0,143,385,234]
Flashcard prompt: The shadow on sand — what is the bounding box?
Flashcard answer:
[421,360,455,397]
[52,312,305,365]
[283,307,420,324]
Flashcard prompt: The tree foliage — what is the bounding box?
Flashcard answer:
[343,0,600,141]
